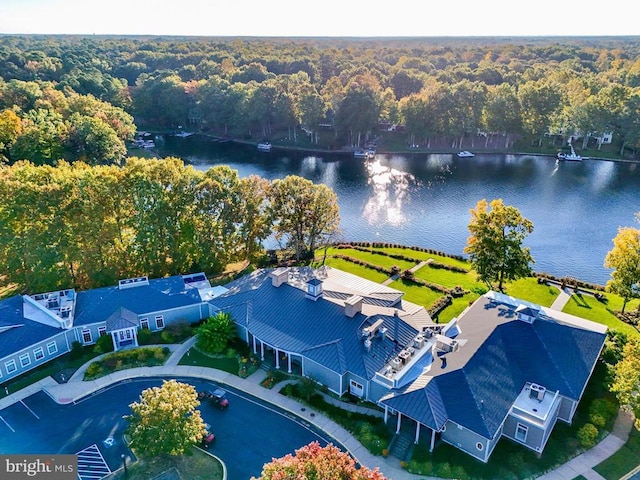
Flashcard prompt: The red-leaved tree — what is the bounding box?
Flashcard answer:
[252,441,387,480]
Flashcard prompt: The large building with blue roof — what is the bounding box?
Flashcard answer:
[208,267,607,462]
[0,265,606,462]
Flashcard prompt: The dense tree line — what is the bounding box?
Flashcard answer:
[2,35,640,163]
[0,158,339,293]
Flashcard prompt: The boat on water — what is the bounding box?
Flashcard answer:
[354,148,375,159]
[174,131,194,138]
[257,141,272,152]
[557,143,583,162]
[457,151,474,158]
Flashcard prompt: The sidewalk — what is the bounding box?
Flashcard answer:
[1,333,635,480]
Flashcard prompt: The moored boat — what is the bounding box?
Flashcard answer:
[457,151,474,158]
[257,141,272,152]
[557,143,583,162]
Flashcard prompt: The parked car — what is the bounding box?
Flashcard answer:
[198,388,229,410]
[201,423,215,449]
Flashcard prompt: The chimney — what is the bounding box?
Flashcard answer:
[305,278,323,301]
[270,267,289,287]
[344,295,363,317]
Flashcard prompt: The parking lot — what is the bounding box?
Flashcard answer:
[0,377,339,479]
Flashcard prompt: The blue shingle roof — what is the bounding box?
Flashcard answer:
[0,295,62,358]
[74,275,202,326]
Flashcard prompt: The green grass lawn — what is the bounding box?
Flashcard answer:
[105,447,223,480]
[320,256,391,283]
[327,247,417,271]
[503,277,560,307]
[178,347,241,374]
[562,292,639,337]
[593,424,640,479]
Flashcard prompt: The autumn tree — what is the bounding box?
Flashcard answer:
[196,312,237,354]
[604,226,640,313]
[610,337,640,429]
[125,379,206,457]
[252,441,387,480]
[464,198,534,291]
[270,175,340,261]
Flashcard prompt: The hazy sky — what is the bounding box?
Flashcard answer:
[2,0,638,37]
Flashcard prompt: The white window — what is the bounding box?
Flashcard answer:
[82,329,92,344]
[349,380,364,397]
[140,318,149,329]
[47,341,58,355]
[98,326,107,337]
[19,353,31,367]
[155,315,164,329]
[515,423,528,442]
[5,360,17,373]
[34,347,44,361]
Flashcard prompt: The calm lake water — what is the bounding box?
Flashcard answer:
[156,135,640,286]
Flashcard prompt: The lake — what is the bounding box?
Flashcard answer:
[155,135,640,286]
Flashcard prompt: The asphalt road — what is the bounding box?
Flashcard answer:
[0,377,339,479]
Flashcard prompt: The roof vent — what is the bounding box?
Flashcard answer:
[529,383,546,401]
[270,267,289,287]
[118,276,149,290]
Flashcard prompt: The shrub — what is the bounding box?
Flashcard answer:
[84,363,103,379]
[577,423,599,448]
[93,334,114,354]
[69,341,84,360]
[137,328,152,345]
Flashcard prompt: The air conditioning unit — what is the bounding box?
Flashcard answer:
[529,383,546,401]
[413,334,425,349]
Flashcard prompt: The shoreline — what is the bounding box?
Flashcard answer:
[182,132,640,165]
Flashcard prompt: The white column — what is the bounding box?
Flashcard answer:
[396,412,402,433]
[260,341,264,360]
[111,332,119,351]
[430,428,436,452]
[133,327,138,347]
[275,349,280,369]
[414,422,421,443]
[252,335,257,354]
[384,406,389,423]
[287,354,292,373]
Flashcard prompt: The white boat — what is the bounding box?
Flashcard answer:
[354,149,375,159]
[557,143,582,161]
[174,131,194,138]
[257,142,272,152]
[457,151,474,158]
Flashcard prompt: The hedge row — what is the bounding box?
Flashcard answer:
[332,242,467,262]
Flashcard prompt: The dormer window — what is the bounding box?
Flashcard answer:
[306,278,323,301]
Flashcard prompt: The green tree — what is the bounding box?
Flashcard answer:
[464,198,534,292]
[0,109,23,162]
[604,226,640,313]
[270,175,340,261]
[125,379,206,457]
[611,337,640,429]
[196,312,237,354]
[253,441,387,480]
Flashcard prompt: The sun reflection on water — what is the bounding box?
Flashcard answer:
[362,159,417,226]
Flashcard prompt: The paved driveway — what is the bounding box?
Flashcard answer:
[0,377,338,479]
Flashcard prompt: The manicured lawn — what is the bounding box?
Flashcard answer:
[563,293,639,337]
[321,256,391,283]
[413,264,481,291]
[388,278,444,308]
[593,424,640,479]
[178,347,242,375]
[105,447,223,480]
[503,277,560,307]
[327,247,416,271]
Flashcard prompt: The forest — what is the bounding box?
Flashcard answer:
[2,35,640,165]
[2,35,640,293]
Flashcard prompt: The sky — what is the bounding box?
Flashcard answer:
[1,0,639,38]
